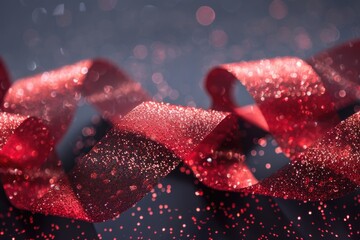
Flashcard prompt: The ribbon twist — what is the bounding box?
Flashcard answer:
[0,41,359,222]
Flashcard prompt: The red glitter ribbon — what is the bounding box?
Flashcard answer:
[0,41,359,222]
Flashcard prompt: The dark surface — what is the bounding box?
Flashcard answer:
[0,0,359,239]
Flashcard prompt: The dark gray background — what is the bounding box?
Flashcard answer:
[0,0,359,239]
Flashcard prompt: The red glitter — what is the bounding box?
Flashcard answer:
[0,40,358,222]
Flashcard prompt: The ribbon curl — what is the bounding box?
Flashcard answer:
[0,41,359,222]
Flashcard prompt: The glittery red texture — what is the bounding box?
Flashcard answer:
[3,59,149,142]
[308,41,360,110]
[206,57,339,157]
[0,41,359,222]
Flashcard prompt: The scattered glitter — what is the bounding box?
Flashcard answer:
[0,22,359,239]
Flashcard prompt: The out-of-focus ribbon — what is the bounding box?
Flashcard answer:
[0,41,359,222]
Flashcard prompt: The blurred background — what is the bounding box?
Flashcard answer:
[0,0,359,239]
